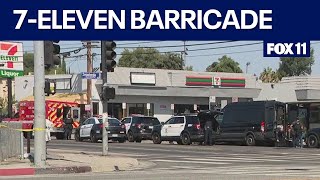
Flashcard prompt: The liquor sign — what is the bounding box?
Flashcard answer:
[0,41,24,78]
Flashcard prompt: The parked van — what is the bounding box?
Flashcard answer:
[214,101,286,146]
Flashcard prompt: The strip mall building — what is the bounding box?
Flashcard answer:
[15,67,320,123]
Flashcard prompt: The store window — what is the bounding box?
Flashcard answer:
[128,103,154,116]
[174,104,209,115]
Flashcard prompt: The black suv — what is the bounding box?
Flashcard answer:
[122,116,160,143]
[151,115,204,145]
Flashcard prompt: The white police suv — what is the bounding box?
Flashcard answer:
[151,115,204,145]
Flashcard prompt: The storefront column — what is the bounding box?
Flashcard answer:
[99,101,103,114]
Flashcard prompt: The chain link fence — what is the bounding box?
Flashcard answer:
[0,122,23,161]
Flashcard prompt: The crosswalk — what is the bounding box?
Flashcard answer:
[129,152,320,177]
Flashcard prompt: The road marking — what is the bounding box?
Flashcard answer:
[150,159,231,165]
[183,157,259,163]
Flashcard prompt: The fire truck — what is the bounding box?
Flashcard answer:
[19,100,82,139]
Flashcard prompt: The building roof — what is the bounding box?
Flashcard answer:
[22,93,88,104]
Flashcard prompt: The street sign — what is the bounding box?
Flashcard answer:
[122,102,126,109]
[147,103,150,110]
[209,96,216,103]
[171,104,174,110]
[0,41,24,78]
[194,104,197,111]
[81,72,101,79]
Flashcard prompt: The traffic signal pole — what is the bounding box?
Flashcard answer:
[33,41,46,167]
[101,41,109,156]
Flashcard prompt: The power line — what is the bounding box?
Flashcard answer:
[117,40,238,49]
[188,49,262,58]
[117,41,164,45]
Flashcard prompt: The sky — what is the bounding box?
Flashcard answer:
[20,41,320,76]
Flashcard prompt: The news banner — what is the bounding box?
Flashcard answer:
[0,0,319,56]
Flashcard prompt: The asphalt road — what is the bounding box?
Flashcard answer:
[13,139,320,179]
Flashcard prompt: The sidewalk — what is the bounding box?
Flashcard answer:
[0,149,154,176]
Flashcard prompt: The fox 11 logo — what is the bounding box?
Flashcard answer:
[263,41,310,57]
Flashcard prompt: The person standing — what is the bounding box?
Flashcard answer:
[64,113,74,140]
[275,123,284,147]
[204,119,213,146]
[300,122,307,148]
[45,119,53,155]
[292,118,303,148]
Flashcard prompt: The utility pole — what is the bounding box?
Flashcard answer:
[7,78,12,118]
[33,41,46,167]
[86,41,92,106]
[182,41,188,69]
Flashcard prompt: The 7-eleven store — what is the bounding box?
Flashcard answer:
[92,67,261,122]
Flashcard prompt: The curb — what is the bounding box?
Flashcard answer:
[35,166,92,175]
[0,166,92,176]
[0,168,35,176]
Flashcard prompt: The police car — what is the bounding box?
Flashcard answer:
[121,115,160,143]
[75,116,126,143]
[151,114,204,145]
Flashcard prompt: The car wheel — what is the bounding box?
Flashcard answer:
[152,133,162,144]
[307,134,319,148]
[90,132,98,143]
[118,139,126,143]
[181,133,191,145]
[245,134,256,146]
[177,140,182,145]
[127,131,135,142]
[75,132,83,142]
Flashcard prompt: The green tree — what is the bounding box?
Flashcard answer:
[23,53,67,75]
[277,49,315,77]
[184,65,193,71]
[23,53,34,75]
[118,48,183,70]
[259,67,280,83]
[206,55,243,73]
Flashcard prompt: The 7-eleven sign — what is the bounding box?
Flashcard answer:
[0,41,24,78]
[213,77,221,86]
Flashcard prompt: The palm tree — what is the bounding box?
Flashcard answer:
[259,67,280,83]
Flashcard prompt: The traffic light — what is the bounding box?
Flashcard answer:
[101,41,117,72]
[44,41,60,69]
[101,86,115,100]
[44,79,56,96]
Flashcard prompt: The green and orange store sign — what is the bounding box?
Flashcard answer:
[185,76,245,87]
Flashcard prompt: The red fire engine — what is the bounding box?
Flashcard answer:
[19,100,81,139]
